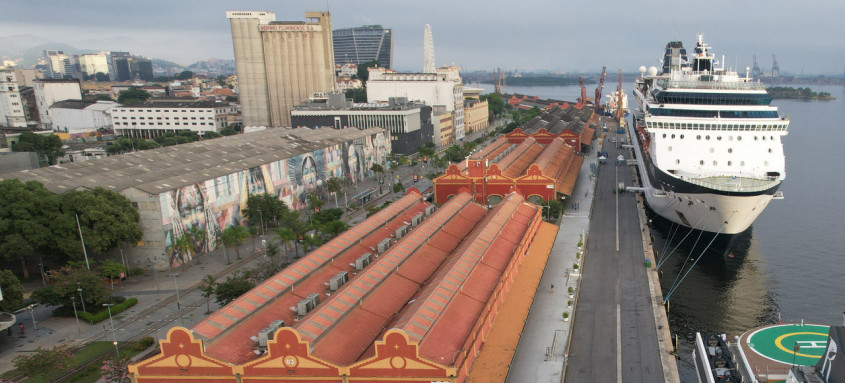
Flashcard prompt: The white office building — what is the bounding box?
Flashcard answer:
[0,69,26,128]
[49,100,118,136]
[111,100,238,138]
[78,53,110,80]
[366,65,465,140]
[43,50,73,79]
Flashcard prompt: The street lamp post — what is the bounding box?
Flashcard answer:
[28,304,38,339]
[77,286,86,313]
[170,273,184,326]
[151,262,160,294]
[71,296,81,334]
[75,213,91,270]
[103,303,119,358]
[257,209,265,238]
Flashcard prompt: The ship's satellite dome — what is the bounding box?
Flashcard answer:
[639,66,647,75]
[648,66,659,76]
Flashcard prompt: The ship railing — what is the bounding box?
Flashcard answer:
[659,80,767,91]
[678,175,780,192]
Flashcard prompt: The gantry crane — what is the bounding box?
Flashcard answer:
[595,66,606,112]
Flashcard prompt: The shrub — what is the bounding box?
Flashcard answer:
[568,286,574,294]
[562,312,570,319]
[573,263,579,270]
[130,337,155,351]
[567,300,573,307]
[79,298,138,324]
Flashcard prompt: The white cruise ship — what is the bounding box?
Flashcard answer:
[630,36,789,235]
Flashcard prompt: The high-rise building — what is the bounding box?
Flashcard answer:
[227,11,336,128]
[0,69,26,128]
[78,53,110,81]
[33,79,82,128]
[109,52,131,81]
[43,50,73,79]
[332,25,393,68]
[129,57,153,82]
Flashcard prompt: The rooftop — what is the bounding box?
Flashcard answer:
[0,127,384,195]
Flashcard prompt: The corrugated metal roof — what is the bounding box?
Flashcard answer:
[1,127,384,195]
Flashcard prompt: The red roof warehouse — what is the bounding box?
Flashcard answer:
[129,189,557,382]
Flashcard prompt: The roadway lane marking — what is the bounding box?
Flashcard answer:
[617,303,622,383]
[615,165,620,252]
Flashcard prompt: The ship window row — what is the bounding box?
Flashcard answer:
[649,108,779,119]
[653,91,772,105]
[646,121,786,131]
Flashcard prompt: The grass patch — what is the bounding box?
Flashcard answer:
[8,341,147,383]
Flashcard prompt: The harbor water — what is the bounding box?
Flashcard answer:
[473,82,845,381]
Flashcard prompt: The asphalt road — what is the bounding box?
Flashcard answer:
[564,125,665,383]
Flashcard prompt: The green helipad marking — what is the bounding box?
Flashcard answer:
[747,324,829,366]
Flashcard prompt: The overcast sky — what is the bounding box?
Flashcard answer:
[1,0,843,75]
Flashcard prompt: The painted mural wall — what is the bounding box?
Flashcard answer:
[159,131,390,267]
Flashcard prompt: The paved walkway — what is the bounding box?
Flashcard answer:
[506,129,600,383]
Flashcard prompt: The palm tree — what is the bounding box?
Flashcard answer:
[221,225,249,259]
[199,274,218,314]
[188,226,207,263]
[326,177,344,208]
[274,227,296,258]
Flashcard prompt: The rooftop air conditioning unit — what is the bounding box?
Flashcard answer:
[329,271,348,291]
[355,253,372,270]
[395,224,408,239]
[411,212,424,226]
[297,296,317,316]
[425,205,435,216]
[257,320,286,347]
[377,238,391,254]
[306,292,320,307]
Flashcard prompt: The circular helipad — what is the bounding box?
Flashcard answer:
[746,324,829,366]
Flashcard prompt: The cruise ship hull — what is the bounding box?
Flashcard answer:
[628,117,780,235]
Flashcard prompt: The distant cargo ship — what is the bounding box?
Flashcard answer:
[630,35,789,235]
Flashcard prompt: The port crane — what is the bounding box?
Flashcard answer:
[615,69,624,122]
[578,77,587,105]
[594,66,606,113]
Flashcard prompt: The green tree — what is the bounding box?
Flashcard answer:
[0,180,57,278]
[480,93,505,119]
[306,193,325,214]
[214,272,254,306]
[117,88,151,106]
[11,131,64,165]
[392,181,405,193]
[344,88,367,102]
[273,227,296,258]
[311,208,343,225]
[176,70,194,80]
[277,210,310,258]
[95,94,113,101]
[188,225,207,262]
[221,225,249,259]
[325,177,345,208]
[225,95,238,102]
[371,163,385,175]
[13,344,73,379]
[220,127,238,136]
[321,220,349,240]
[98,259,128,290]
[0,269,24,312]
[243,193,288,229]
[203,131,222,139]
[198,274,218,314]
[49,187,142,262]
[356,60,380,83]
[31,266,109,312]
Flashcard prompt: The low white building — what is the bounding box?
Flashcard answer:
[112,99,238,138]
[34,79,82,128]
[366,65,465,140]
[49,100,118,136]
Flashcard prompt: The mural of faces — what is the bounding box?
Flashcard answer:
[158,133,387,267]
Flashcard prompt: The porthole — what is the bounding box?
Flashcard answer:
[709,148,714,153]
[728,148,733,153]
[706,135,710,140]
[700,160,704,165]
[713,161,718,166]
[729,136,734,141]
[768,148,773,153]
[671,134,675,139]
[680,134,684,139]
[764,161,769,166]
[727,161,732,166]
[717,136,722,141]
[697,135,701,140]
[663,134,667,138]
[737,136,742,141]
[762,136,766,141]
[668,146,673,151]
[740,161,745,166]
[754,136,758,141]
[770,136,774,140]
[675,159,680,164]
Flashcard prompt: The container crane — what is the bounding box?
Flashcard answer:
[578,77,587,105]
[595,66,606,112]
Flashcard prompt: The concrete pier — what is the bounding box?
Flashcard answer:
[505,117,678,383]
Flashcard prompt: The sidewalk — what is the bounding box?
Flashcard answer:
[506,126,602,383]
[0,236,268,374]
